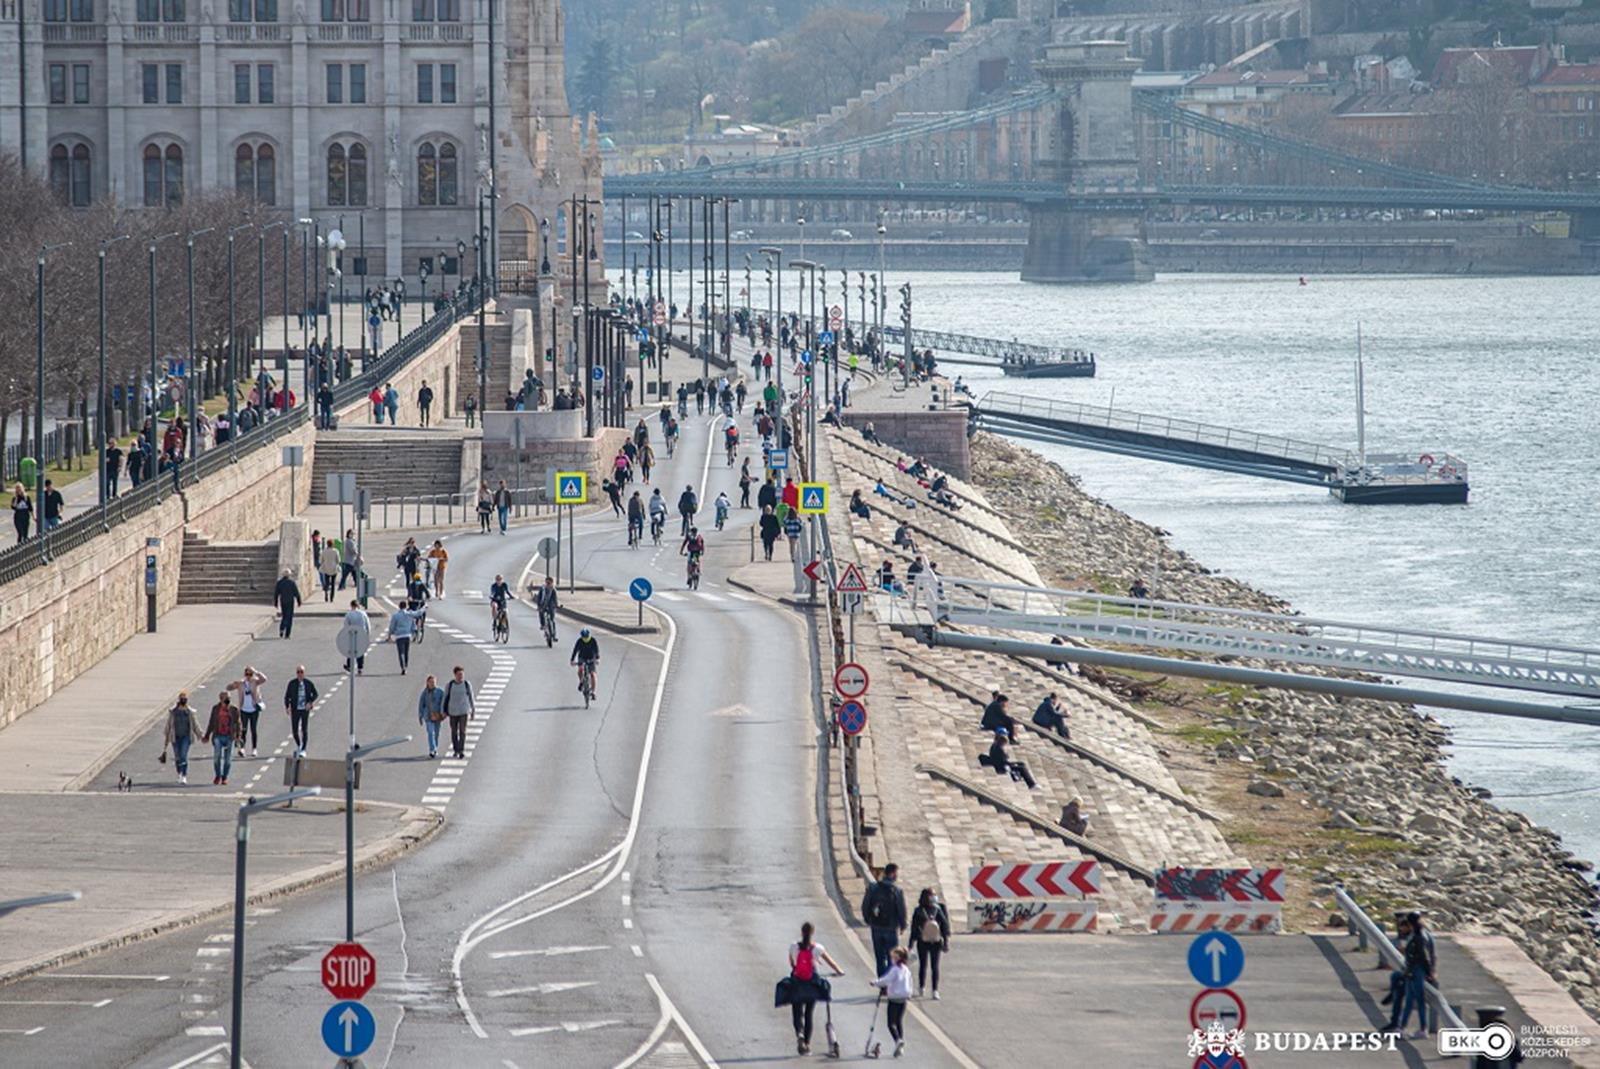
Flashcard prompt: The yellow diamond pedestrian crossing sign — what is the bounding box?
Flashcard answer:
[554,471,588,505]
[798,482,828,515]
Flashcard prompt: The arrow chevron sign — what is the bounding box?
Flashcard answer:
[968,861,1101,900]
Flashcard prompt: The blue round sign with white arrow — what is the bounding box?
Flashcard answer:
[629,577,653,602]
[592,365,605,382]
[1187,931,1244,989]
[321,999,376,1059]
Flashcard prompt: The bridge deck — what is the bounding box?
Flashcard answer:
[976,391,1349,479]
[925,577,1600,700]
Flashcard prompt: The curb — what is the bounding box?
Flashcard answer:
[0,800,443,987]
[727,574,820,610]
[61,612,274,793]
[558,603,660,636]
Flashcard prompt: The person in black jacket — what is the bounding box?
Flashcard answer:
[282,666,319,757]
[759,505,782,561]
[274,569,303,639]
[980,693,1016,741]
[860,863,907,978]
[909,888,951,999]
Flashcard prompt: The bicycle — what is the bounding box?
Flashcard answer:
[539,606,557,647]
[576,659,597,708]
[725,439,737,466]
[414,604,427,644]
[686,553,702,590]
[627,517,643,548]
[650,514,665,546]
[491,602,510,644]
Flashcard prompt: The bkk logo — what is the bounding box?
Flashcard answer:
[1188,1021,1403,1056]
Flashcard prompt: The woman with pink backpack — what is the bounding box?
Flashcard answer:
[775,921,845,1056]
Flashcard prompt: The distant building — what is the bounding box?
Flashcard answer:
[1533,63,1600,172]
[683,119,795,170]
[903,0,970,40]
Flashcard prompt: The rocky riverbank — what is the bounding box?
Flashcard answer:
[966,431,1600,1021]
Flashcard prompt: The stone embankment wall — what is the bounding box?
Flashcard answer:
[0,417,316,730]
[840,409,970,479]
[967,432,1600,1020]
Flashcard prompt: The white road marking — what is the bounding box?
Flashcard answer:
[507,1019,620,1037]
[160,1042,228,1069]
[631,946,643,958]
[48,974,170,981]
[194,948,228,958]
[485,981,597,998]
[0,1027,44,1035]
[487,945,609,960]
[184,1025,226,1036]
[622,918,633,930]
[0,999,112,1008]
[654,591,683,601]
[644,974,720,1069]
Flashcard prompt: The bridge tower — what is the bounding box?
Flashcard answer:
[1021,40,1154,283]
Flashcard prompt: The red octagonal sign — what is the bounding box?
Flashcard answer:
[322,942,376,1001]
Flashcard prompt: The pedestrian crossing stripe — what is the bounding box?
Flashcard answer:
[797,482,828,515]
[553,471,588,505]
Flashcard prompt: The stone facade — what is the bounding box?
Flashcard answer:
[0,0,601,293]
[840,409,970,479]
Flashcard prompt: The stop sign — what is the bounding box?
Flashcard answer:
[322,942,376,1001]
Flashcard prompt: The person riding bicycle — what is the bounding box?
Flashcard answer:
[648,489,668,540]
[681,526,705,561]
[627,490,646,546]
[724,422,740,462]
[677,485,698,537]
[659,404,672,434]
[532,575,559,622]
[713,491,731,530]
[489,574,512,626]
[570,628,600,694]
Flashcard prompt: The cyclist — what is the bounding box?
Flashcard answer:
[665,416,680,457]
[626,490,645,547]
[570,628,600,698]
[724,422,739,465]
[713,491,731,531]
[659,404,672,435]
[677,485,699,538]
[681,525,705,588]
[531,575,560,642]
[489,573,512,633]
[648,489,668,544]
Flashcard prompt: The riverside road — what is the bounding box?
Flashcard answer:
[0,409,970,1069]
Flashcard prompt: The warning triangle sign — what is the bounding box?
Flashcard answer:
[835,562,869,594]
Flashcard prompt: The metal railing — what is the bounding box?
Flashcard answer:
[1334,884,1464,1032]
[926,575,1600,700]
[978,391,1351,471]
[369,486,553,530]
[1337,452,1470,487]
[882,325,1091,366]
[330,289,477,414]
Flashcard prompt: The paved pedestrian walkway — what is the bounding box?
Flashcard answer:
[0,605,270,792]
[0,792,436,983]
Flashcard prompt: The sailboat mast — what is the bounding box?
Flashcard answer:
[1356,322,1367,467]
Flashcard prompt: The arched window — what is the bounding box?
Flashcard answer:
[416,142,436,205]
[236,142,275,204]
[327,143,346,205]
[416,140,458,206]
[50,145,70,202]
[326,141,366,207]
[556,204,567,253]
[71,143,91,206]
[143,141,182,207]
[347,143,366,206]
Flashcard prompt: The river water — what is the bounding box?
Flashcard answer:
[896,270,1600,865]
[627,267,1600,862]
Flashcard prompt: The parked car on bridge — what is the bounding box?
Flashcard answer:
[829,228,854,239]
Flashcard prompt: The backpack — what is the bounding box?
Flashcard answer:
[215,705,234,738]
[792,945,815,982]
[920,912,942,944]
[864,882,895,927]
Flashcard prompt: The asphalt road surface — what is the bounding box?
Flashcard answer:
[0,404,971,1068]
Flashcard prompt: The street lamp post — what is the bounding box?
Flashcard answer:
[230,787,321,1069]
[97,235,129,507]
[475,191,488,419]
[760,246,783,404]
[344,735,409,942]
[226,223,253,448]
[185,228,214,461]
[147,231,179,494]
[36,241,71,542]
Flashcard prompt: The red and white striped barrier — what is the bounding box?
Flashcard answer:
[968,861,1101,900]
[1154,867,1286,904]
[968,900,1098,933]
[1149,903,1281,935]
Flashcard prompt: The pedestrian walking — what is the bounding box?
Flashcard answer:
[759,505,781,561]
[776,922,845,1056]
[203,689,243,785]
[42,480,63,531]
[387,601,417,674]
[319,540,341,601]
[383,382,399,425]
[369,385,384,424]
[105,440,124,497]
[338,528,361,590]
[232,668,267,758]
[274,569,303,638]
[870,947,915,1059]
[427,539,448,598]
[11,484,32,543]
[604,478,622,516]
[342,600,369,674]
[494,480,512,534]
[910,888,951,999]
[162,692,203,785]
[1387,911,1436,1038]
[738,460,752,508]
[464,393,477,428]
[442,665,475,759]
[283,666,318,758]
[416,674,446,758]
[417,380,435,427]
[861,863,907,978]
[476,481,493,533]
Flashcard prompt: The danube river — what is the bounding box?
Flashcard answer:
[907,270,1600,864]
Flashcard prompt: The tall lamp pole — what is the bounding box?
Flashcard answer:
[226,223,253,446]
[759,245,783,408]
[147,231,179,491]
[36,240,72,542]
[97,234,130,506]
[185,227,214,461]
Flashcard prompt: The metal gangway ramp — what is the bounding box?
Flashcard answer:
[922,577,1600,701]
[975,391,1351,485]
[883,327,1094,371]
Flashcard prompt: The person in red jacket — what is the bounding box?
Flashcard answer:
[781,477,799,514]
